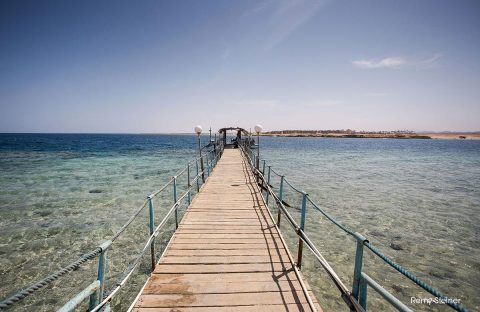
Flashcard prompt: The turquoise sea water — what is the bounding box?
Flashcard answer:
[0,134,479,311]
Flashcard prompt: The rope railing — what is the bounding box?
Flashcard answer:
[0,139,224,311]
[240,143,363,312]
[239,139,470,312]
[0,248,102,309]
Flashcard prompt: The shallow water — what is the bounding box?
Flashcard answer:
[260,137,480,311]
[0,134,479,311]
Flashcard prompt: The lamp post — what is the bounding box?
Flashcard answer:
[254,124,263,176]
[194,125,205,183]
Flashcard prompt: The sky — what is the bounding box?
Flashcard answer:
[0,0,479,133]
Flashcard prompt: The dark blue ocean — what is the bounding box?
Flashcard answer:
[1,134,479,311]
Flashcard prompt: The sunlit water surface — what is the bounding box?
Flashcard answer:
[0,134,479,311]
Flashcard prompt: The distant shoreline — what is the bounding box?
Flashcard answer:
[260,131,480,140]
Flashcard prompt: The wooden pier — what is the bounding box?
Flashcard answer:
[132,149,321,312]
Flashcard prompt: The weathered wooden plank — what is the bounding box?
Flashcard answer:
[133,149,320,312]
[175,229,269,234]
[159,255,288,264]
[174,233,280,239]
[142,280,304,294]
[153,263,292,274]
[135,291,315,308]
[133,304,308,312]
[148,272,302,283]
[164,249,288,256]
[168,244,283,250]
[172,238,283,244]
[178,224,270,229]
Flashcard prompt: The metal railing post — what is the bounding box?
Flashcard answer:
[173,176,178,229]
[148,196,156,271]
[209,152,213,169]
[195,159,200,192]
[359,276,368,310]
[200,154,205,183]
[198,135,205,183]
[262,159,266,175]
[266,166,271,205]
[297,192,308,269]
[187,163,191,205]
[277,175,284,227]
[352,232,368,307]
[205,153,210,177]
[256,155,260,184]
[89,240,111,310]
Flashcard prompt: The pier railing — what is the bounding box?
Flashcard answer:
[0,140,224,312]
[239,139,469,312]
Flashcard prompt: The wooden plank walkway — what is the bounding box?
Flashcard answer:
[132,149,321,312]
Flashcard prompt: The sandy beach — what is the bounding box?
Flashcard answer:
[260,130,480,140]
[422,132,480,140]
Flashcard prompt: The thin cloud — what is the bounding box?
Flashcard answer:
[244,0,328,50]
[242,0,272,17]
[418,53,442,67]
[353,57,406,69]
[266,0,326,50]
[353,53,443,69]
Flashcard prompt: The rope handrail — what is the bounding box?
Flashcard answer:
[111,199,149,241]
[283,177,304,194]
[149,178,175,198]
[239,139,470,312]
[269,166,283,177]
[364,242,467,312]
[93,158,214,311]
[242,146,359,311]
[0,144,222,310]
[0,248,102,309]
[92,152,216,312]
[306,197,355,236]
[240,153,319,312]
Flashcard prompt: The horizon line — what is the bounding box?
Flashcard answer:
[1,130,480,135]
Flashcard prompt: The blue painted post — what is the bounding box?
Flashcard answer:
[352,232,368,302]
[359,276,368,310]
[297,192,308,269]
[195,159,200,192]
[198,134,205,183]
[187,164,191,205]
[261,159,266,190]
[209,151,213,171]
[173,176,178,229]
[148,196,156,271]
[266,166,271,205]
[205,152,210,177]
[89,240,111,310]
[277,175,284,227]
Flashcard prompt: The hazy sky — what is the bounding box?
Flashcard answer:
[1,0,479,133]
